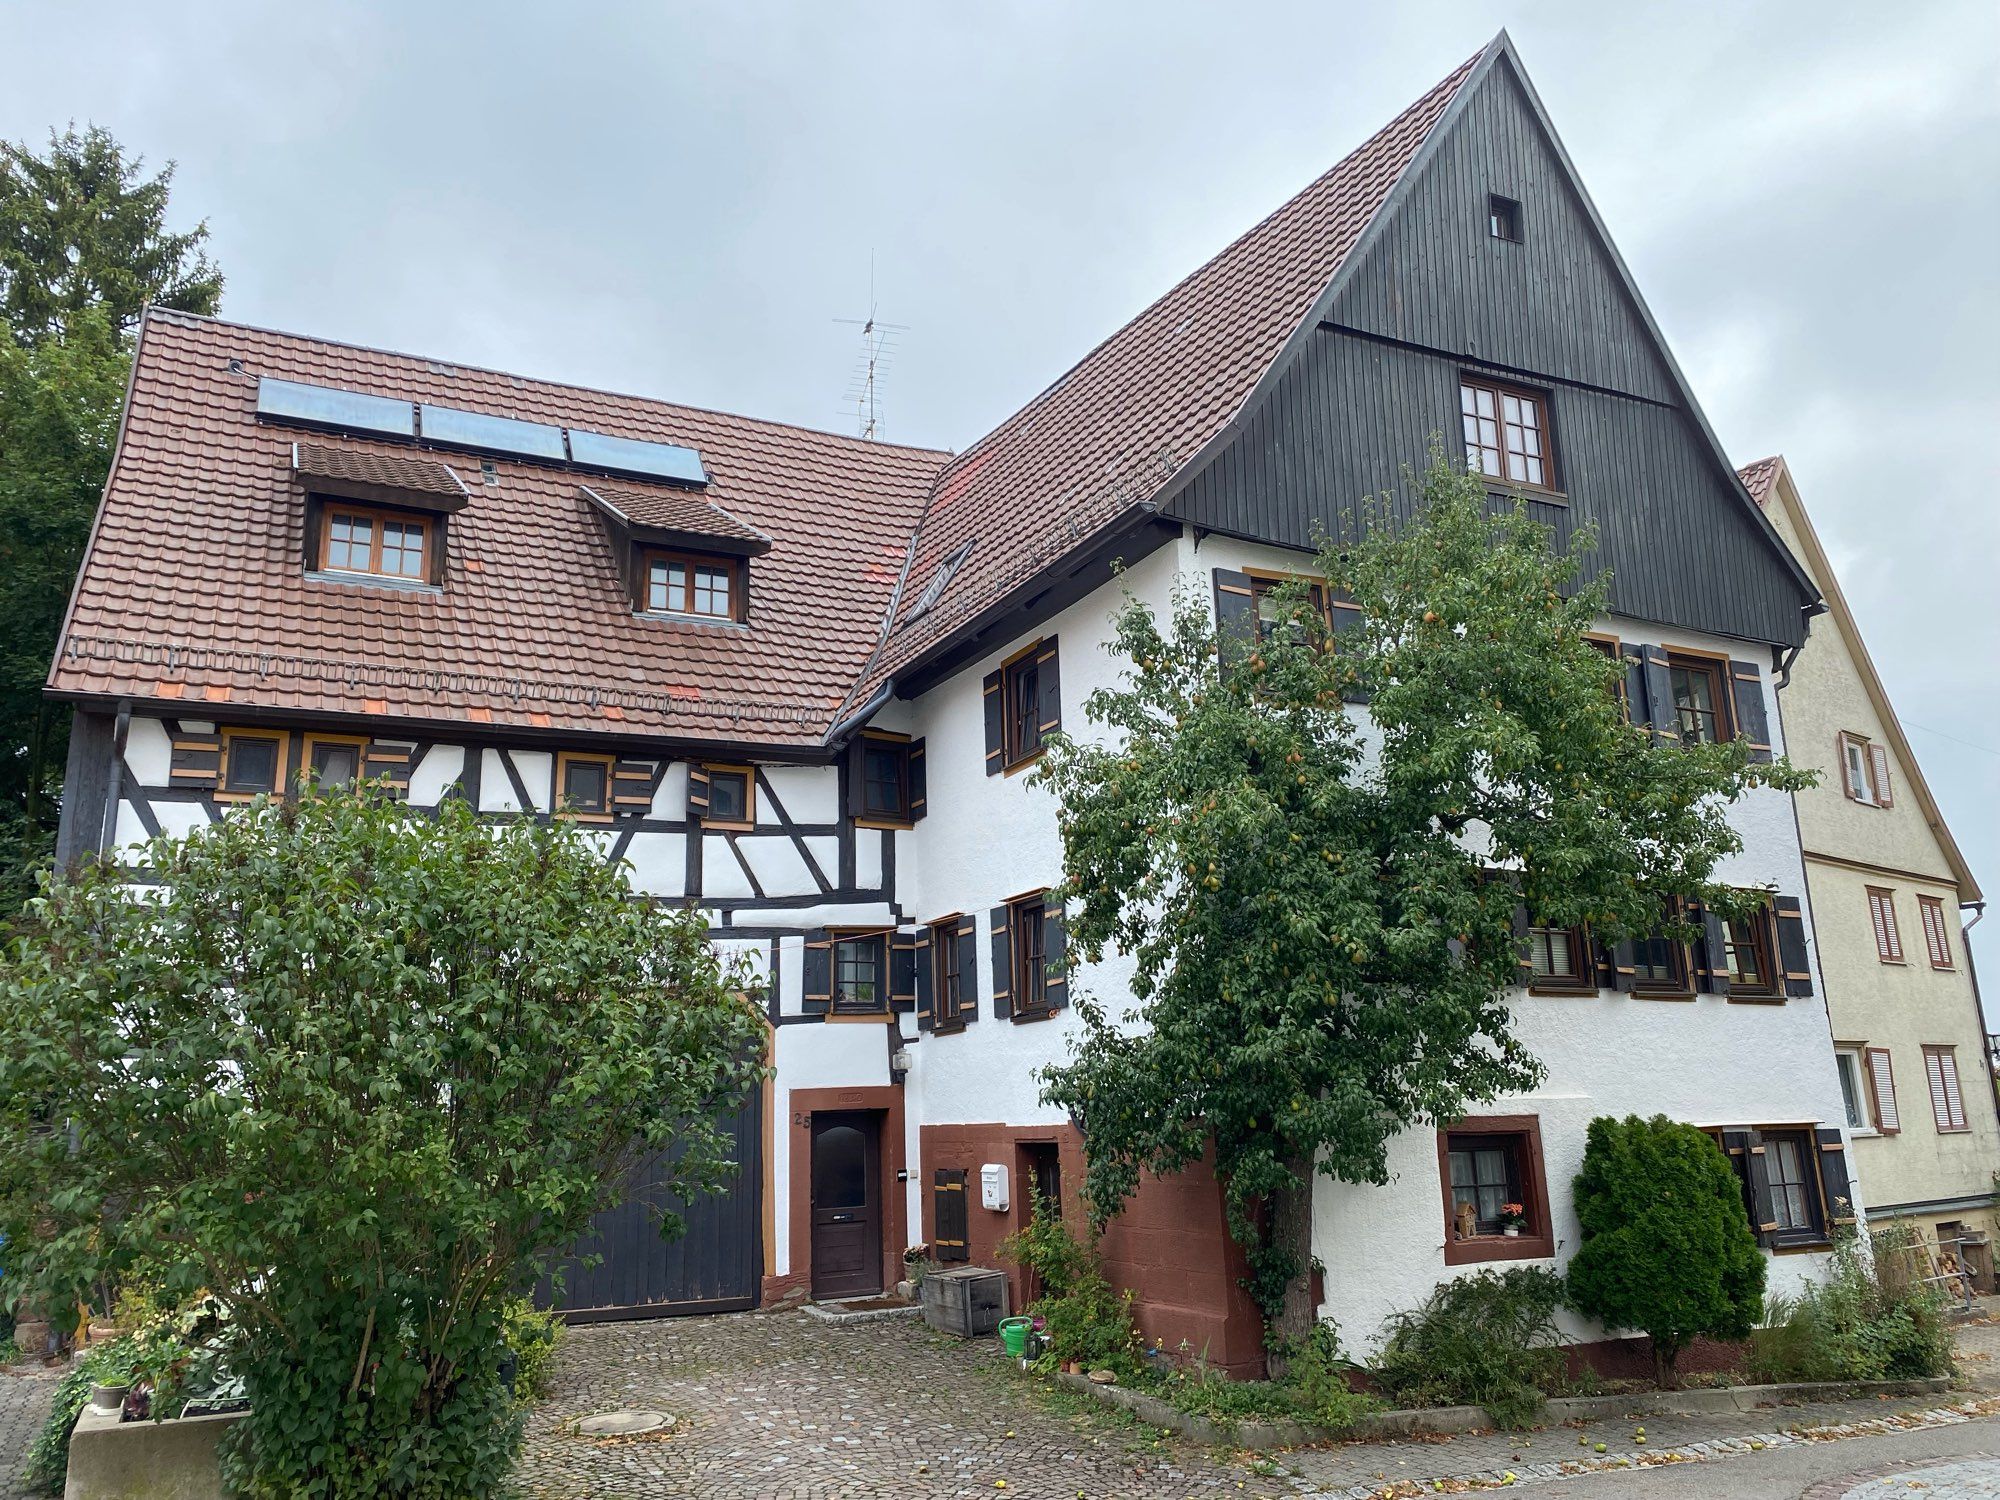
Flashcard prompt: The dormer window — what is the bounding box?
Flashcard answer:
[644,549,742,621]
[323,504,432,580]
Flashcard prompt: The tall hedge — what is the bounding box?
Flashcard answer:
[1566,1114,1766,1385]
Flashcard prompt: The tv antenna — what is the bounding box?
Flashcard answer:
[836,260,908,441]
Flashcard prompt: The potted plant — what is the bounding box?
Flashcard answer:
[1496,1203,1528,1238]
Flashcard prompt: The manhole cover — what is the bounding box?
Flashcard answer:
[577,1409,674,1437]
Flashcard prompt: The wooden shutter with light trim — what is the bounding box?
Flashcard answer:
[1869,743,1894,807]
[1774,895,1812,997]
[801,930,832,1016]
[686,763,711,819]
[1035,638,1062,743]
[982,671,1004,775]
[1919,896,1954,969]
[1728,660,1772,763]
[1815,1127,1856,1225]
[1866,1048,1900,1134]
[989,906,1014,1020]
[1043,892,1069,1011]
[890,930,918,1013]
[932,1168,969,1262]
[1866,888,1903,962]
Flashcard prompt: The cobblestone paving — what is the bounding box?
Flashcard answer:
[513,1311,2000,1500]
[0,1368,60,1499]
[513,1310,1269,1499]
[1806,1454,2000,1499]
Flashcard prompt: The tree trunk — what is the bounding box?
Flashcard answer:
[1652,1337,1680,1390]
[1264,1152,1316,1379]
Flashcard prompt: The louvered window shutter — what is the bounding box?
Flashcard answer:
[1035,638,1062,743]
[1868,891,1904,962]
[1925,1049,1967,1132]
[1043,893,1069,1011]
[914,926,934,1032]
[932,1168,969,1262]
[686,763,712,819]
[1641,646,1675,745]
[1838,734,1861,799]
[1774,896,1812,997]
[908,739,927,822]
[1213,569,1257,666]
[1814,1127,1856,1225]
[982,671,1004,776]
[801,930,833,1015]
[989,906,1014,1020]
[1728,660,1772,763]
[890,930,918,1013]
[956,915,981,1025]
[1696,902,1730,995]
[1869,743,1893,807]
[1866,1048,1900,1133]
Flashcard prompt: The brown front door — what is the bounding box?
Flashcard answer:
[810,1111,881,1299]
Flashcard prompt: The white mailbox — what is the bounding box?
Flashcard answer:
[980,1162,1010,1212]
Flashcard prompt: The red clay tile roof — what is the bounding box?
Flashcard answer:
[293,441,469,500]
[581,483,772,551]
[841,42,1487,713]
[52,310,947,746]
[1737,455,1783,507]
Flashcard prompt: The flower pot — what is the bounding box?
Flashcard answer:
[1502,1227,1520,1238]
[90,1383,130,1413]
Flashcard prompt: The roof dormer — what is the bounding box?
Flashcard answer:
[580,484,772,624]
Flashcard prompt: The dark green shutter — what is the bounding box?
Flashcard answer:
[933,1168,969,1262]
[1035,638,1061,742]
[1815,1127,1856,1225]
[687,763,712,819]
[890,930,918,1012]
[1043,893,1069,1011]
[956,915,981,1025]
[982,671,1004,775]
[1775,896,1812,997]
[1730,660,1773,763]
[908,738,927,822]
[914,926,934,1031]
[990,906,1014,1019]
[801,930,832,1015]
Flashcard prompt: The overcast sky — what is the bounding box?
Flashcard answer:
[6,0,1997,967]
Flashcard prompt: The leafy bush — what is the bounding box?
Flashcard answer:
[1748,1225,1953,1384]
[23,1337,144,1493]
[1371,1267,1570,1428]
[1161,1322,1377,1433]
[501,1298,567,1402]
[0,792,768,1498]
[998,1198,1096,1301]
[1566,1115,1766,1386]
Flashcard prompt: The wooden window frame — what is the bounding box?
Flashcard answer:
[701,763,756,830]
[640,546,745,622]
[554,751,616,821]
[1460,374,1556,493]
[830,928,889,1017]
[1924,1045,1970,1134]
[856,732,913,828]
[1918,895,1955,970]
[1865,1047,1901,1134]
[1663,649,1735,747]
[1866,886,1905,964]
[930,914,968,1034]
[1630,904,1695,1000]
[1722,903,1784,1001]
[1243,568,1332,647]
[1525,923,1595,996]
[1001,641,1045,773]
[302,732,370,793]
[1759,1127,1828,1246]
[217,727,292,801]
[1488,193,1523,243]
[1008,891,1051,1020]
[318,502,435,582]
[1438,1115,1554,1265]
[1832,1045,1875,1136]
[1837,731,1887,807]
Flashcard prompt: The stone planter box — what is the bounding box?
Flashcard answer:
[65,1403,246,1499]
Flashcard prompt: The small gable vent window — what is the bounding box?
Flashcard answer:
[1488,194,1523,242]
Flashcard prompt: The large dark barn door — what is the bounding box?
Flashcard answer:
[540,1095,763,1321]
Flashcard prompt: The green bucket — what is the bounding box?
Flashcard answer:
[998,1316,1034,1357]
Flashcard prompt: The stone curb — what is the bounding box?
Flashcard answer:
[799,1301,922,1326]
[1050,1368,1953,1452]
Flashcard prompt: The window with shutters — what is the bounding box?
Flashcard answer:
[1918,896,1955,970]
[1438,1115,1553,1265]
[1762,1129,1822,1238]
[1924,1046,1969,1133]
[1460,377,1553,490]
[931,915,968,1032]
[1723,905,1782,999]
[1865,1047,1901,1133]
[1003,644,1045,769]
[1866,887,1905,963]
[831,931,887,1015]
[554,751,615,818]
[1630,913,1693,998]
[702,765,755,829]
[219,727,291,800]
[1009,894,1050,1018]
[1247,572,1330,646]
[1833,1046,1874,1134]
[1665,654,1731,746]
[1526,924,1593,995]
[860,735,911,823]
[302,733,368,792]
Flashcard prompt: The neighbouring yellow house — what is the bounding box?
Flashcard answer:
[1743,455,1997,1288]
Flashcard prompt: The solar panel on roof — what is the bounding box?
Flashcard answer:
[256,377,415,438]
[418,404,567,463]
[567,427,708,486]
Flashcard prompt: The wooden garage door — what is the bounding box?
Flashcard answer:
[540,1094,763,1321]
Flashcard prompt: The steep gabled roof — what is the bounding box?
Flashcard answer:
[839,42,1492,713]
[50,310,947,747]
[1745,455,1981,902]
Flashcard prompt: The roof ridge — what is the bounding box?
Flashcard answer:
[144,306,956,461]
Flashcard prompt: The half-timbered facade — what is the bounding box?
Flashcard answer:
[53,33,1878,1364]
